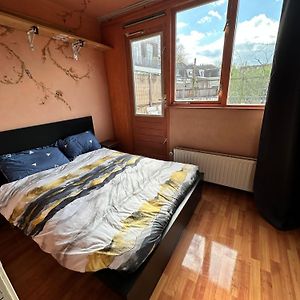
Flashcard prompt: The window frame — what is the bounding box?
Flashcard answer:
[170,0,268,109]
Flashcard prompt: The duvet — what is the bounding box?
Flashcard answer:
[0,148,198,273]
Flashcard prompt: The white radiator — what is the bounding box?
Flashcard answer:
[174,147,256,192]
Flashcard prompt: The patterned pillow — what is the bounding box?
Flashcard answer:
[0,147,69,182]
[57,131,101,160]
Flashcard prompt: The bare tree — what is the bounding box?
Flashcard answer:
[176,39,187,64]
[229,43,274,104]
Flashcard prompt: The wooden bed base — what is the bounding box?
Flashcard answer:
[0,116,204,299]
[97,175,203,299]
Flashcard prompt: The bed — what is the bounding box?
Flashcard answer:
[0,116,203,299]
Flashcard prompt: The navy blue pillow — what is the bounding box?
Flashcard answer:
[0,147,69,182]
[57,131,101,160]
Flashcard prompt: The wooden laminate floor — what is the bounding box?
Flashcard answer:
[0,183,300,300]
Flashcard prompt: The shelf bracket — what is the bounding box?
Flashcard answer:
[27,25,39,51]
[72,39,85,61]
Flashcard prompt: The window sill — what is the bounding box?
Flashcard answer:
[168,103,265,110]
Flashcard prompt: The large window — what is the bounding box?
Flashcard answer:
[174,0,283,107]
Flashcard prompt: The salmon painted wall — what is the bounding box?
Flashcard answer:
[0,0,114,142]
[169,108,264,158]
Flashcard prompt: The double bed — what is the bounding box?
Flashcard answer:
[0,116,203,299]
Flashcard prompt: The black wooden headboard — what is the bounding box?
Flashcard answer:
[0,116,94,185]
[0,116,94,156]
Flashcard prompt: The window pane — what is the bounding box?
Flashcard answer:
[130,34,163,116]
[228,0,283,105]
[175,0,228,102]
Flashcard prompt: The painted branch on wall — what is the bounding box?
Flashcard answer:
[0,26,14,37]
[42,38,90,82]
[0,26,71,110]
[0,0,94,111]
[57,0,91,32]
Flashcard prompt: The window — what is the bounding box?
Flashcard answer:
[130,34,164,116]
[174,0,283,107]
[228,0,283,105]
[175,0,228,102]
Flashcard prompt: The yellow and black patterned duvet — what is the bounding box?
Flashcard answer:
[0,148,198,273]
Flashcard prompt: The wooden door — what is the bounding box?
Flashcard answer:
[126,20,169,160]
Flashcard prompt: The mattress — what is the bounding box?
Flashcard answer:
[0,148,198,273]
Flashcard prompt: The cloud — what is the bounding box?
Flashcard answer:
[177,14,280,66]
[210,0,226,6]
[235,14,279,45]
[231,14,280,65]
[197,16,211,24]
[177,30,211,63]
[177,30,205,47]
[177,21,188,29]
[197,10,222,25]
[177,30,223,64]
[208,10,222,20]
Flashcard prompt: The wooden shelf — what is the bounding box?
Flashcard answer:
[0,10,111,51]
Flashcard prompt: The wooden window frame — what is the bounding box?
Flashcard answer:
[170,0,265,109]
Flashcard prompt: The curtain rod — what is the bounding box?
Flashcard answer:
[123,11,166,29]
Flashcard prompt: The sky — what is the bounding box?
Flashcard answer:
[176,0,284,67]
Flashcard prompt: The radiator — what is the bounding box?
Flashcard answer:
[173,147,256,192]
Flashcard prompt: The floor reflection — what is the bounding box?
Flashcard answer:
[182,234,205,274]
[182,235,237,291]
[208,241,237,290]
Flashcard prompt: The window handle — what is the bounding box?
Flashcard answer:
[218,83,223,98]
[223,20,230,34]
[163,94,168,107]
[125,30,144,38]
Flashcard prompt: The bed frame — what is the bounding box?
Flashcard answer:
[0,116,204,299]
